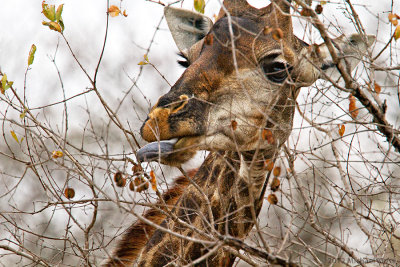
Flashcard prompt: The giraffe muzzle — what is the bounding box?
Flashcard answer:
[137,138,178,162]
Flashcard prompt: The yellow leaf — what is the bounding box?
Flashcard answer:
[28,44,37,66]
[194,0,205,14]
[42,1,56,21]
[395,25,400,41]
[320,1,327,5]
[10,131,19,143]
[338,124,345,137]
[52,150,64,158]
[56,4,63,22]
[42,21,62,32]
[138,61,148,66]
[108,5,121,17]
[144,54,149,62]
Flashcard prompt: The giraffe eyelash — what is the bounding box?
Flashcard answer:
[177,52,190,68]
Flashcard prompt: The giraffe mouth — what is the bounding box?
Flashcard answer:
[137,138,178,162]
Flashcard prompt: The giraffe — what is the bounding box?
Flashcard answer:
[103,0,374,265]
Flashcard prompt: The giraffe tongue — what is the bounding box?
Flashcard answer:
[137,138,178,162]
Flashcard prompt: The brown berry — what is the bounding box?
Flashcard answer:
[265,159,274,172]
[273,166,281,177]
[315,4,323,14]
[114,171,123,182]
[116,177,127,187]
[64,187,75,199]
[129,181,135,191]
[270,177,280,192]
[267,193,278,205]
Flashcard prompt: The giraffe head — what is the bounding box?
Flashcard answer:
[138,0,374,165]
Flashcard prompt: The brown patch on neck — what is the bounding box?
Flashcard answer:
[102,169,197,267]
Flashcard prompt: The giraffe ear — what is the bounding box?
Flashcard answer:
[164,6,213,56]
[317,34,375,81]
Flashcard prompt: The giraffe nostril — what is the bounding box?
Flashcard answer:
[171,94,189,113]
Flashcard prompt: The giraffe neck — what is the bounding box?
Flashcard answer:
[137,149,276,266]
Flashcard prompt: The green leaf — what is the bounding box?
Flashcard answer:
[28,44,37,66]
[56,4,63,22]
[20,109,27,119]
[58,18,65,32]
[194,0,205,14]
[1,74,7,89]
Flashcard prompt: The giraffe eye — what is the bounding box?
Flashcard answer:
[262,61,293,83]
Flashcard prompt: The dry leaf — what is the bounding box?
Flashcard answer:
[389,13,398,26]
[338,124,345,137]
[123,10,128,17]
[267,194,278,205]
[374,82,381,95]
[349,95,358,119]
[395,25,400,41]
[149,170,157,191]
[108,5,121,17]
